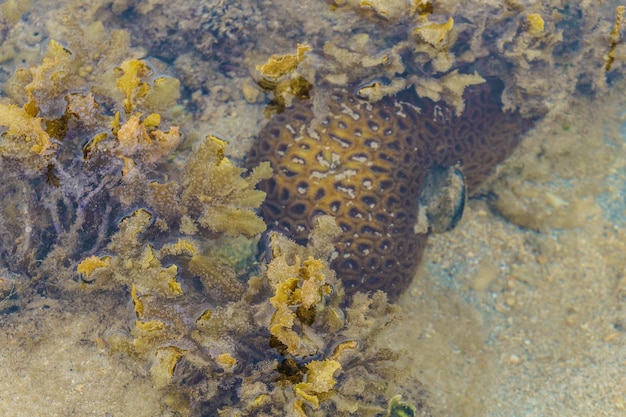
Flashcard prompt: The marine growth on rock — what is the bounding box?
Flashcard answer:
[247,78,534,300]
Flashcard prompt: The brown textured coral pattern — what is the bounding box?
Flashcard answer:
[247,79,532,300]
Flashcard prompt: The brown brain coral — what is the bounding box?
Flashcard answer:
[247,78,534,300]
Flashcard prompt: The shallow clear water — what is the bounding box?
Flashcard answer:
[1,1,625,416]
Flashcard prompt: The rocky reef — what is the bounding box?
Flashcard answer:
[1,0,625,416]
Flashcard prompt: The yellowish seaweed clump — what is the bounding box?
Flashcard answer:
[0,103,55,157]
[76,256,111,280]
[414,16,454,46]
[72,203,425,415]
[413,16,456,73]
[526,13,545,36]
[293,359,342,416]
[256,44,313,114]
[79,209,193,297]
[114,112,181,173]
[17,39,72,116]
[268,253,333,357]
[180,134,272,237]
[256,43,311,79]
[413,69,485,116]
[0,32,188,284]
[151,346,185,389]
[116,59,152,113]
[321,33,405,101]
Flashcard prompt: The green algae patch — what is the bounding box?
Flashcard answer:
[387,395,418,417]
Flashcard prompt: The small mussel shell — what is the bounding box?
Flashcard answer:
[417,164,467,234]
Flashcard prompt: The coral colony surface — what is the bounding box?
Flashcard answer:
[1,0,626,416]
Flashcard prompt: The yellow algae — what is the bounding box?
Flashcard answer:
[120,155,135,176]
[414,17,454,46]
[151,346,185,389]
[115,112,181,166]
[181,135,271,237]
[0,103,54,156]
[139,245,158,270]
[216,353,238,370]
[131,284,145,318]
[411,16,458,73]
[200,207,266,237]
[323,40,388,69]
[256,44,311,80]
[294,359,342,413]
[526,13,545,36]
[158,239,196,258]
[440,70,486,115]
[256,44,315,114]
[146,181,184,224]
[329,339,359,361]
[300,257,326,308]
[264,231,348,365]
[355,78,406,102]
[142,112,161,128]
[414,70,485,115]
[115,59,151,113]
[195,308,212,323]
[22,39,72,116]
[65,92,105,128]
[178,215,198,235]
[167,274,183,295]
[80,209,190,298]
[76,256,111,278]
[135,320,165,333]
[606,5,625,71]
[188,254,245,302]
